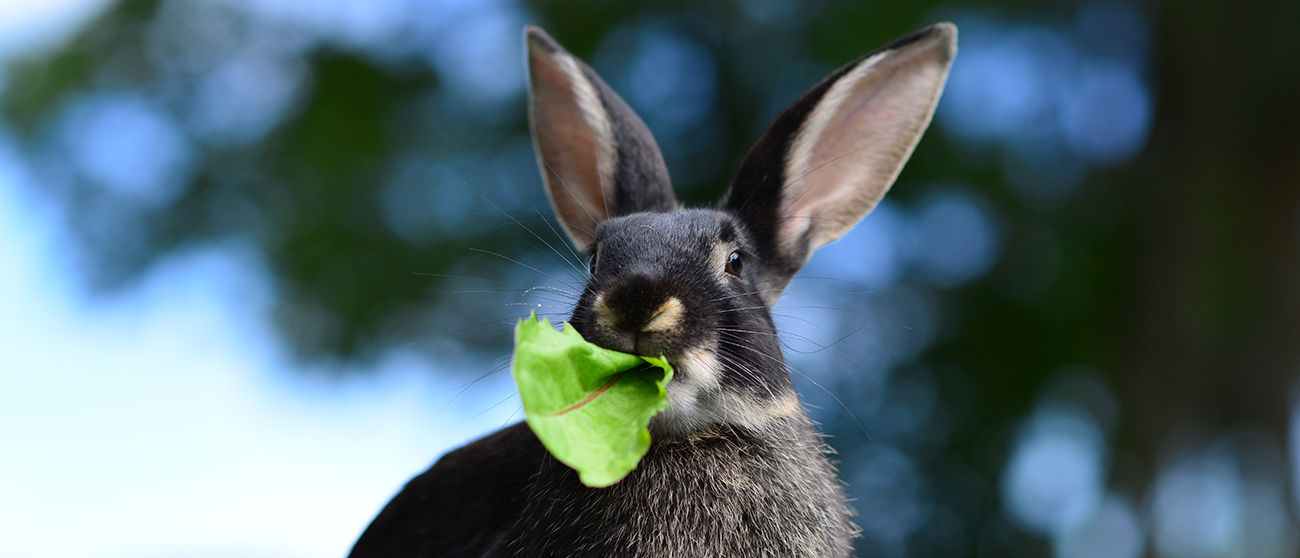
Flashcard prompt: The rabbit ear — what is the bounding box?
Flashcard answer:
[723,23,956,301]
[526,25,677,250]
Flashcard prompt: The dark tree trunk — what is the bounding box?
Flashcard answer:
[1124,0,1300,495]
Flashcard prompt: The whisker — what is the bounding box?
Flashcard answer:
[775,305,912,330]
[416,272,580,301]
[501,404,525,430]
[503,303,571,312]
[455,389,521,427]
[715,325,871,437]
[451,289,578,302]
[486,144,596,277]
[437,359,511,414]
[714,348,779,402]
[790,364,870,438]
[537,151,599,239]
[468,247,584,292]
[459,174,589,285]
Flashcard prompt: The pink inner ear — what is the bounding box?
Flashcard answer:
[813,66,901,163]
[529,46,611,246]
[782,45,951,253]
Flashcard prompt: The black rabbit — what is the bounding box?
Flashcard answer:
[350,22,956,558]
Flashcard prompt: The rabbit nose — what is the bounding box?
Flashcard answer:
[593,294,684,334]
[594,276,682,333]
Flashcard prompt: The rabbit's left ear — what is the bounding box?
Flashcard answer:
[723,23,956,300]
[526,25,677,251]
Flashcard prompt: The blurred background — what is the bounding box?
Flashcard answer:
[1,0,1297,556]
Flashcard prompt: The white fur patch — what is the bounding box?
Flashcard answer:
[651,343,802,437]
[592,293,615,323]
[653,343,721,436]
[641,297,684,333]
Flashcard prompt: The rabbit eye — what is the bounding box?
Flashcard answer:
[725,250,743,277]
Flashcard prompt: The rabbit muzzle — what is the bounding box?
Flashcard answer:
[586,274,691,360]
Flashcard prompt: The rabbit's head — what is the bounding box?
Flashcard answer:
[526,24,956,437]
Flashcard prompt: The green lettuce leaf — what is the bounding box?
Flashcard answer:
[511,314,673,488]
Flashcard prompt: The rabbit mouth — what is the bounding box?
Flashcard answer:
[632,334,681,362]
[586,328,682,362]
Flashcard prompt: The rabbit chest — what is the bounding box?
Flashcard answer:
[504,416,855,558]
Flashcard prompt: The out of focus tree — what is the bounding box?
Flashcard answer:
[1127,0,1299,471]
[4,0,1298,556]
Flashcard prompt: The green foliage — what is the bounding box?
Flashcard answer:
[268,51,444,357]
[1,0,160,131]
[7,0,1299,554]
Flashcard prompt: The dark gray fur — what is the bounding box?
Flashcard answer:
[508,418,854,557]
[349,22,957,558]
[582,62,677,217]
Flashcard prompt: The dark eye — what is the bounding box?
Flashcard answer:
[725,250,743,277]
[588,245,599,275]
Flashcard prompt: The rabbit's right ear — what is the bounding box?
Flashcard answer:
[723,23,956,304]
[526,26,677,251]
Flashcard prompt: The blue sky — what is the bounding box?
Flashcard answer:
[0,2,523,547]
[0,133,521,556]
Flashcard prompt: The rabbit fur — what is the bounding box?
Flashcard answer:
[349,21,956,558]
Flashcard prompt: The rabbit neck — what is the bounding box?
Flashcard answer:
[649,342,804,438]
[507,414,856,557]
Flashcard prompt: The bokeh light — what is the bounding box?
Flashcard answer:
[2,0,1298,556]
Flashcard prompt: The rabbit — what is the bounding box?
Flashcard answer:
[349,21,956,558]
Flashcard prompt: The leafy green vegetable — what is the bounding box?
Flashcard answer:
[512,314,673,488]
